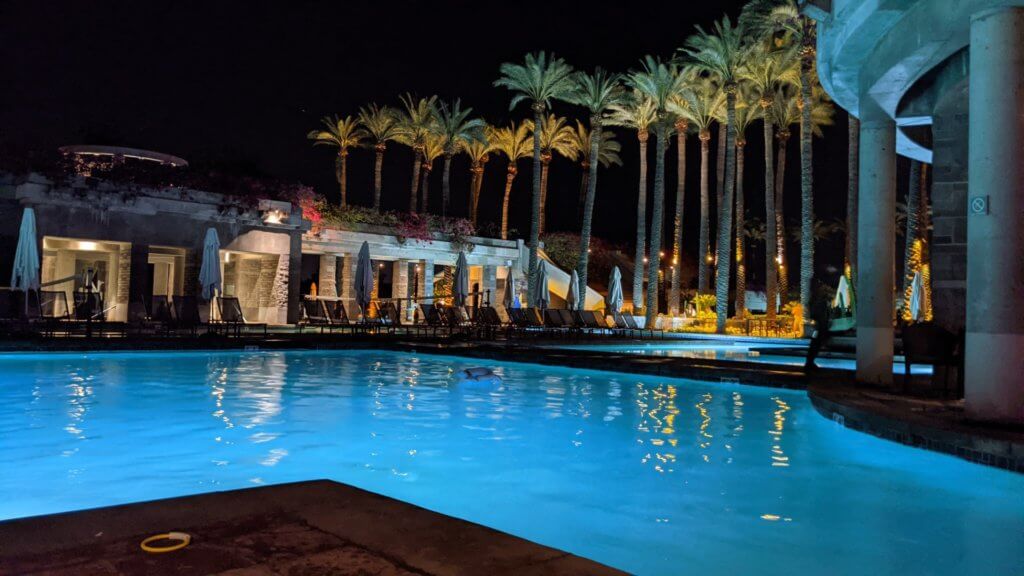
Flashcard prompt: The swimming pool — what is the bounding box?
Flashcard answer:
[1,350,1019,575]
[554,342,934,374]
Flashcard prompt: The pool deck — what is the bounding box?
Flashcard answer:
[0,480,625,576]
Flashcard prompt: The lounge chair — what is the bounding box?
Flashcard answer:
[300,299,334,333]
[171,295,205,336]
[902,322,963,396]
[323,300,362,333]
[217,296,268,337]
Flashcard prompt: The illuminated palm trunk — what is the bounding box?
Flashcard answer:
[646,123,669,326]
[539,155,551,234]
[633,131,649,311]
[409,148,422,213]
[336,151,348,207]
[420,163,433,213]
[775,131,789,307]
[527,104,544,305]
[799,24,816,328]
[501,165,517,240]
[576,118,603,310]
[442,153,453,218]
[734,138,746,319]
[901,160,923,319]
[715,88,738,333]
[373,144,385,211]
[698,131,711,294]
[762,104,778,318]
[669,119,688,316]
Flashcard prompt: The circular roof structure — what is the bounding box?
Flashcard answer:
[59,145,188,167]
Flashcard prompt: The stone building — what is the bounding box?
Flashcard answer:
[809,0,1024,423]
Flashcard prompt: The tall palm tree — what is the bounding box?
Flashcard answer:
[564,68,625,308]
[525,114,580,234]
[741,0,818,327]
[671,74,725,298]
[490,122,532,240]
[418,134,445,213]
[494,52,576,304]
[901,160,923,317]
[569,121,623,220]
[357,103,402,211]
[738,42,799,317]
[683,15,747,333]
[432,99,487,218]
[730,87,762,319]
[462,135,494,225]
[396,93,439,213]
[627,56,685,326]
[607,90,658,312]
[847,115,859,284]
[307,115,367,207]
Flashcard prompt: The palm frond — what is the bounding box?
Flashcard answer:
[494,51,576,111]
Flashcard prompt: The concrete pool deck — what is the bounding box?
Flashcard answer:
[0,480,625,576]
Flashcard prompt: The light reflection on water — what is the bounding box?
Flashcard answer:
[0,350,1022,576]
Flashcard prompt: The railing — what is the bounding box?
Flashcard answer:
[306,290,492,323]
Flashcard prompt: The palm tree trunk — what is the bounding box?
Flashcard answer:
[420,165,431,213]
[409,150,422,213]
[471,163,486,225]
[698,132,711,294]
[335,154,347,207]
[577,121,603,311]
[799,45,815,329]
[539,160,550,234]
[846,115,859,285]
[468,163,480,221]
[901,160,922,318]
[734,139,746,320]
[527,105,544,305]
[577,165,589,222]
[775,133,789,307]
[669,121,687,316]
[633,132,649,311]
[373,146,385,210]
[646,124,668,327]
[442,153,453,218]
[763,114,778,318]
[501,168,516,240]
[715,90,738,333]
[716,122,726,230]
[919,163,932,319]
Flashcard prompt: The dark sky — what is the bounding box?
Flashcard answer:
[2,0,861,286]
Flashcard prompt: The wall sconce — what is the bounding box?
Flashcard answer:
[262,209,285,225]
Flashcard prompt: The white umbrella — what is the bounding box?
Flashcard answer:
[453,251,469,307]
[606,266,624,314]
[198,228,222,300]
[833,274,852,310]
[10,207,40,292]
[566,269,580,310]
[354,241,374,315]
[533,261,550,310]
[909,270,924,322]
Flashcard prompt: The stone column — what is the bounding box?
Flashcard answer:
[855,103,897,387]
[482,265,497,307]
[286,233,302,324]
[393,259,410,321]
[965,7,1024,424]
[339,253,358,309]
[418,260,434,302]
[318,254,338,298]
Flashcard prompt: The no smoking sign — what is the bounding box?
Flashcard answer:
[970,195,989,215]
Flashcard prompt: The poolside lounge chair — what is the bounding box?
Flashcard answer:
[300,299,334,333]
[217,296,268,337]
[544,309,570,333]
[902,322,963,396]
[323,300,362,333]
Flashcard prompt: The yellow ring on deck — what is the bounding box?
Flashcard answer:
[140,532,191,553]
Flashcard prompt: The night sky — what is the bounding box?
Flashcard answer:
[3,0,871,287]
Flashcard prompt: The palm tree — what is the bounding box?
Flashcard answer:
[671,74,725,298]
[418,134,445,213]
[683,15,746,333]
[307,115,367,207]
[494,52,576,304]
[730,87,762,319]
[738,42,799,317]
[627,56,685,326]
[607,90,658,312]
[396,93,439,213]
[490,122,532,240]
[901,160,923,317]
[563,68,625,308]
[569,121,622,220]
[525,114,580,234]
[357,103,402,211]
[432,99,487,218]
[847,115,859,284]
[462,135,494,225]
[741,0,819,327]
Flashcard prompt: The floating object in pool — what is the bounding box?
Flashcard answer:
[140,532,191,553]
[458,367,502,385]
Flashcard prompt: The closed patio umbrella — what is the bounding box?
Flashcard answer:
[833,273,852,310]
[354,241,374,316]
[453,251,469,307]
[909,270,924,322]
[606,266,624,314]
[199,228,221,300]
[10,207,40,293]
[533,261,550,310]
[503,273,518,309]
[566,269,580,310]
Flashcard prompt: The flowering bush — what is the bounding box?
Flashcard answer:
[280,185,324,234]
[396,212,432,243]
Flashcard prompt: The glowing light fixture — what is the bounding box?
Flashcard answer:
[77,241,98,251]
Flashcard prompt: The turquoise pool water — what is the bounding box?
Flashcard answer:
[1,350,1019,575]
[554,342,934,374]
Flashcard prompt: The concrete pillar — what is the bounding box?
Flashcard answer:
[285,234,302,324]
[418,260,434,302]
[482,265,497,306]
[855,104,897,387]
[339,253,358,308]
[965,7,1024,424]
[318,254,338,298]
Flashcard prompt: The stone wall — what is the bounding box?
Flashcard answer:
[930,82,968,332]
